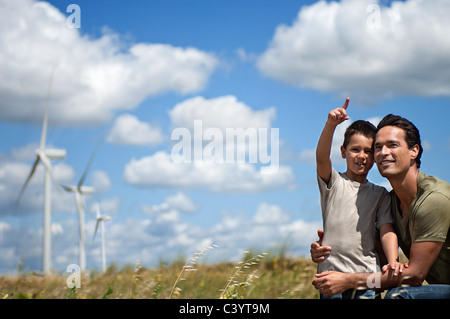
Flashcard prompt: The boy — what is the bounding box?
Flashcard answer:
[315,98,401,299]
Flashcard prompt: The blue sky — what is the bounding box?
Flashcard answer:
[0,0,449,274]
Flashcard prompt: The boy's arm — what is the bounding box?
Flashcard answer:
[379,223,402,275]
[374,238,388,266]
[316,98,350,184]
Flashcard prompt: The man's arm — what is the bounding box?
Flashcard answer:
[316,98,349,184]
[312,240,443,297]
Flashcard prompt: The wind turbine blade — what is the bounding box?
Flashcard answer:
[93,202,101,239]
[103,213,115,220]
[93,219,101,239]
[40,68,55,150]
[60,184,74,192]
[77,139,102,190]
[16,156,40,203]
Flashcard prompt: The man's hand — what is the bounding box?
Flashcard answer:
[327,97,349,126]
[310,229,331,263]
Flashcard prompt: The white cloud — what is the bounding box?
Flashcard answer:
[422,140,432,151]
[168,95,281,173]
[9,144,40,161]
[52,162,75,184]
[121,95,290,192]
[92,170,111,194]
[123,151,295,193]
[253,202,291,224]
[107,114,164,146]
[367,116,382,127]
[235,47,256,62]
[165,192,198,213]
[51,223,63,236]
[169,95,276,131]
[0,222,11,243]
[0,0,218,125]
[96,197,121,214]
[258,0,450,102]
[142,192,198,217]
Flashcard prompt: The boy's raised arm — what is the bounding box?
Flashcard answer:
[316,98,350,184]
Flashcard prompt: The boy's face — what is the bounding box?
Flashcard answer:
[341,133,375,179]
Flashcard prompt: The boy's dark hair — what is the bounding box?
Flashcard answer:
[377,114,422,168]
[343,120,377,149]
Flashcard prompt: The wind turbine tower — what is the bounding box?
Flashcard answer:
[61,142,100,272]
[94,203,111,273]
[17,72,66,274]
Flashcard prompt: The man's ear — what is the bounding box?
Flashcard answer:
[410,144,420,161]
[341,145,346,159]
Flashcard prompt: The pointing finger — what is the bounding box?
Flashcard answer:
[342,97,350,110]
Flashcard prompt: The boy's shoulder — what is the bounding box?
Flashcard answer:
[365,179,388,189]
[327,169,389,195]
[363,179,390,198]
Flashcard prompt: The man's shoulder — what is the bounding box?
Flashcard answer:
[417,171,450,201]
[411,172,450,221]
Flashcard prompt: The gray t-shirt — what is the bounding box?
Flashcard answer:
[317,168,393,274]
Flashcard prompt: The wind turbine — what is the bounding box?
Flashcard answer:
[60,142,100,273]
[93,203,112,273]
[16,70,66,275]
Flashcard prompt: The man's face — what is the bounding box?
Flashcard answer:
[374,126,418,178]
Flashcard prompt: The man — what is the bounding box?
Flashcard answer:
[311,114,450,299]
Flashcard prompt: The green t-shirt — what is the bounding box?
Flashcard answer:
[391,171,450,284]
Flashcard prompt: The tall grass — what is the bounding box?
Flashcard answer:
[169,244,218,299]
[219,251,267,299]
[0,252,320,299]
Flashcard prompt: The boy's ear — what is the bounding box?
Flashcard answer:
[340,145,346,159]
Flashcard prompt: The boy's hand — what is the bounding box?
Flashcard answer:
[382,262,408,277]
[310,229,331,263]
[327,97,350,126]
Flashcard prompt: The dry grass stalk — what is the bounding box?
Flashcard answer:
[219,251,267,299]
[169,244,217,299]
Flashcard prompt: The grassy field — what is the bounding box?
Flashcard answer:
[0,252,320,299]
